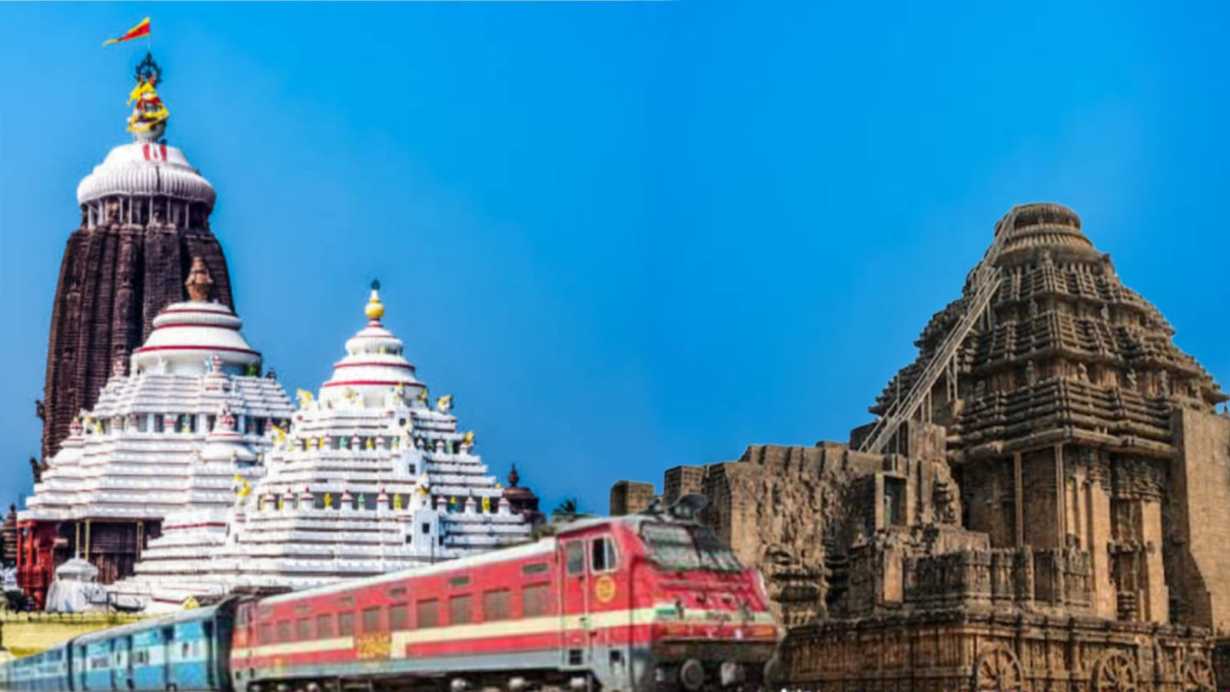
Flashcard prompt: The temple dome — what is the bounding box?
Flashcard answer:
[993,202,1098,265]
[76,141,216,209]
[320,285,424,406]
[131,301,260,376]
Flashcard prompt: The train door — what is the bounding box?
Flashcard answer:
[233,601,256,689]
[159,626,174,689]
[588,534,630,691]
[559,538,591,671]
[110,636,132,691]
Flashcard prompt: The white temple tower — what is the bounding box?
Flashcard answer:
[18,260,294,606]
[114,285,535,609]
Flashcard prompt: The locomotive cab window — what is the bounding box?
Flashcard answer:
[591,535,618,573]
[565,541,585,575]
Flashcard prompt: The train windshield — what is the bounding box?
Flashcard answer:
[640,522,743,572]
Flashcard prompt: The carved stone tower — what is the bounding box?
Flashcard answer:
[39,55,233,461]
[870,202,1230,629]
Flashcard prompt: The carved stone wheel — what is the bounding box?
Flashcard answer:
[1181,653,1216,691]
[1093,651,1140,692]
[972,646,1026,691]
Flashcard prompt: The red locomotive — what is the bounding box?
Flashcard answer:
[233,496,781,691]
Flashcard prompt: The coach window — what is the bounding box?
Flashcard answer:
[338,612,355,636]
[449,594,473,625]
[316,614,334,638]
[591,535,619,573]
[390,604,409,630]
[565,541,585,575]
[258,623,273,645]
[417,599,440,628]
[297,618,312,641]
[277,621,292,642]
[362,606,382,633]
[483,589,511,621]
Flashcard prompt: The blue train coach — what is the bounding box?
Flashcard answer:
[0,599,238,691]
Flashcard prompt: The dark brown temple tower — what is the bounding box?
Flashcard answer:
[39,55,233,462]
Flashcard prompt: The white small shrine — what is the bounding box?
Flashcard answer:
[113,285,533,609]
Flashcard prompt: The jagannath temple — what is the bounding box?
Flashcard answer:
[38,53,233,466]
[617,203,1228,689]
[14,52,540,612]
[16,259,294,606]
[109,287,537,611]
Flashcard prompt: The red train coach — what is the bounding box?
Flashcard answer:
[232,498,781,692]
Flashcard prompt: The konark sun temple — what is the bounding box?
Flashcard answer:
[616,204,1229,690]
[6,47,1230,692]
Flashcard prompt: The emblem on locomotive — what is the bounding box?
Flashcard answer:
[594,574,617,603]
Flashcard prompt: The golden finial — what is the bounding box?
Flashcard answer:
[365,279,385,321]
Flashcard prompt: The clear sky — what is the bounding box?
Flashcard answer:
[1,2,1228,515]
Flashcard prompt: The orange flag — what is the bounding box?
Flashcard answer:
[102,17,151,47]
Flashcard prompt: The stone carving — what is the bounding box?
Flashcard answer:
[1093,650,1140,691]
[972,645,1025,692]
[614,204,1225,689]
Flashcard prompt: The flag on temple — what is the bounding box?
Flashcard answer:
[102,17,151,46]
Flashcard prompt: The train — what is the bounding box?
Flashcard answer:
[0,498,781,691]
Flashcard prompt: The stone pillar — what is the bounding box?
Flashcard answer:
[1014,452,1024,547]
[1140,496,1169,623]
[1086,453,1116,619]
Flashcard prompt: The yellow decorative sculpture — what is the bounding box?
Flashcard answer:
[436,394,453,413]
[234,474,252,500]
[296,389,314,408]
[127,76,169,136]
[324,492,333,509]
[417,387,429,403]
[482,496,491,512]
[393,494,403,511]
[462,431,475,447]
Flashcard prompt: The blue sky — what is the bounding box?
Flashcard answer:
[1,2,1228,515]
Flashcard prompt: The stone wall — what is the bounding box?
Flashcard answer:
[783,611,1215,691]
[1170,408,1230,633]
[609,480,655,516]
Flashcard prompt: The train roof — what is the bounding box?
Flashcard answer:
[261,534,559,605]
[73,601,230,645]
[260,505,706,607]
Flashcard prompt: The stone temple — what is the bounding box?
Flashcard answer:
[38,56,232,465]
[615,203,1227,690]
